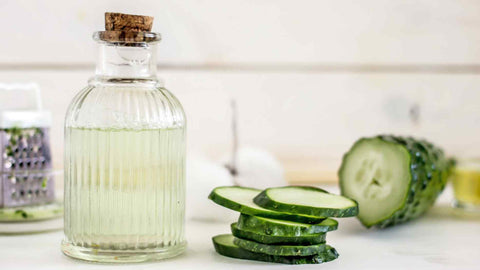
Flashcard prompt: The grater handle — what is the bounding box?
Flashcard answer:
[0,83,43,111]
[33,84,43,110]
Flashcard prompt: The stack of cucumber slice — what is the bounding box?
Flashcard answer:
[209,186,358,265]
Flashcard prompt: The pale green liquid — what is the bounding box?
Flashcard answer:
[63,127,186,260]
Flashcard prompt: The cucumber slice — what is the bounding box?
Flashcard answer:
[233,236,327,256]
[237,214,337,236]
[339,136,452,228]
[231,223,326,245]
[212,234,338,265]
[208,186,324,224]
[254,186,358,218]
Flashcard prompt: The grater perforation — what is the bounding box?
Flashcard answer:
[0,127,54,208]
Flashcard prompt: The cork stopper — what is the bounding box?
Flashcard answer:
[96,12,160,43]
[105,12,153,32]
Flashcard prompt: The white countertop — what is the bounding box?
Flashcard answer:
[1,187,479,270]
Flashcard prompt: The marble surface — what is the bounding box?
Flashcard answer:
[0,187,479,270]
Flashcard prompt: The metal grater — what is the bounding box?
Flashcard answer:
[0,84,55,208]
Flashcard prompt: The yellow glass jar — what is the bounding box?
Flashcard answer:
[452,159,480,211]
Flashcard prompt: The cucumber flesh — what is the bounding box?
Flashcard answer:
[339,138,411,227]
[212,234,338,265]
[237,214,337,236]
[254,186,358,218]
[233,236,327,256]
[208,186,324,223]
[339,136,452,228]
[231,223,326,245]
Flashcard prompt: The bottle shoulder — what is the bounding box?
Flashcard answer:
[65,83,185,130]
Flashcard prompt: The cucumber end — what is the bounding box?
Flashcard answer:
[339,137,411,227]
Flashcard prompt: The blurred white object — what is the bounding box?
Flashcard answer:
[227,147,287,189]
[0,83,42,110]
[186,155,236,222]
[0,83,51,128]
[223,100,287,189]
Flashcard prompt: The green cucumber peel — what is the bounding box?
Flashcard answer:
[212,234,338,265]
[237,214,338,236]
[231,223,326,245]
[233,236,327,256]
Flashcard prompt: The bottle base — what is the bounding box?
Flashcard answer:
[452,199,480,213]
[61,240,187,263]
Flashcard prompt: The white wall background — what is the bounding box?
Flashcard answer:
[1,0,480,182]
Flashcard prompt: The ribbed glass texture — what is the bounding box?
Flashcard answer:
[62,82,186,262]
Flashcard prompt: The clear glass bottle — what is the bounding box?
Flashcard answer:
[62,29,186,262]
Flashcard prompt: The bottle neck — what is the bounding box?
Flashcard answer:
[95,42,158,80]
